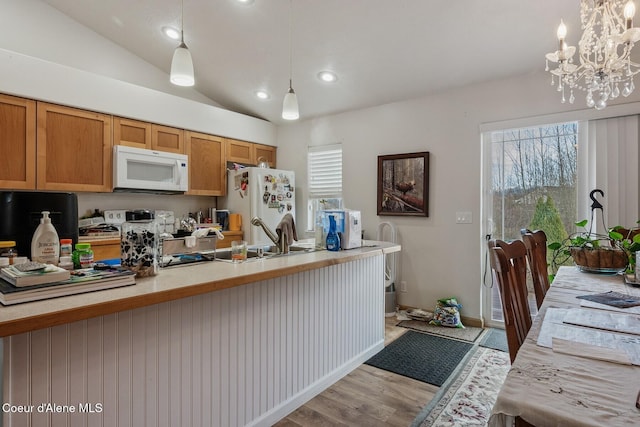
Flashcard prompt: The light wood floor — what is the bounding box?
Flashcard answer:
[273,317,439,427]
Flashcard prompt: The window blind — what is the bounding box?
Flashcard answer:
[579,115,639,232]
[308,144,342,198]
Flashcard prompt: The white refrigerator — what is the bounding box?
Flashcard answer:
[222,167,296,246]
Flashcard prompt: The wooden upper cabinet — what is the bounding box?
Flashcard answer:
[186,131,226,196]
[113,117,151,149]
[152,124,184,154]
[254,143,277,168]
[115,119,184,154]
[36,103,112,192]
[225,138,255,165]
[226,139,277,166]
[0,94,36,189]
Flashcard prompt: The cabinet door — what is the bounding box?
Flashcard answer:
[254,143,277,168]
[36,103,112,192]
[151,124,184,154]
[225,138,255,164]
[114,117,151,149]
[82,239,121,261]
[0,94,36,189]
[186,131,226,196]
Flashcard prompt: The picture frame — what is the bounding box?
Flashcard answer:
[377,151,429,216]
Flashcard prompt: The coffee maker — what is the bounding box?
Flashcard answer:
[0,191,79,260]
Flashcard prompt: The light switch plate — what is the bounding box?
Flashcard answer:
[456,211,472,224]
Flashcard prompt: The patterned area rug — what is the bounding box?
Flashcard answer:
[397,320,484,342]
[411,346,511,427]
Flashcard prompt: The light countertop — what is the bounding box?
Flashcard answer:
[0,241,400,337]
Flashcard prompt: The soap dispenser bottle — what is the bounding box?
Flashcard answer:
[31,211,60,265]
[326,215,341,252]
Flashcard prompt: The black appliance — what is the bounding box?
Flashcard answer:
[125,209,154,221]
[0,191,79,260]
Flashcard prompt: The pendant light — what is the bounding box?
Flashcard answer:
[170,0,195,86]
[282,0,299,120]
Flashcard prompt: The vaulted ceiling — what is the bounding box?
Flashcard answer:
[43,0,581,124]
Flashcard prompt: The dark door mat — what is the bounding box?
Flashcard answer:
[478,328,509,353]
[365,330,473,386]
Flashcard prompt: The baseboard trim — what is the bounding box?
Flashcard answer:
[248,340,385,427]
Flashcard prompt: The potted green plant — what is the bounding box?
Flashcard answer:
[548,219,640,278]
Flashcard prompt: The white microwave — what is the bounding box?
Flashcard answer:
[113,145,188,193]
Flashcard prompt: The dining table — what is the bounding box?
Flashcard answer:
[488,265,640,427]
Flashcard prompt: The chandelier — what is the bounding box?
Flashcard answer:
[545,0,640,110]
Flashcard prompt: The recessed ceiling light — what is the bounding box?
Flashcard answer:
[162,26,181,40]
[318,71,338,83]
[255,90,270,100]
[236,0,255,5]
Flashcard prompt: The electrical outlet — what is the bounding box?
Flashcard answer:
[400,281,407,292]
[456,211,473,224]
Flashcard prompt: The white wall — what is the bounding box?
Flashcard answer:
[275,72,640,322]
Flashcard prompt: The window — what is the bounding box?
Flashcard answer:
[307,144,343,231]
[489,123,578,241]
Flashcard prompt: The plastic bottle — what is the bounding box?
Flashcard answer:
[326,215,341,252]
[315,217,325,249]
[60,239,73,257]
[31,211,60,265]
[58,256,74,271]
[72,243,94,269]
[0,240,17,265]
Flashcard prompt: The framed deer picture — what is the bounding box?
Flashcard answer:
[377,152,429,216]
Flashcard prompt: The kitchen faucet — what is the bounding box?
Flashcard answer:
[250,217,290,254]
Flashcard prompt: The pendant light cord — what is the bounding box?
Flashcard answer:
[181,0,185,44]
[288,0,293,88]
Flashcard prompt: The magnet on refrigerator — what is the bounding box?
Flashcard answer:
[220,167,296,246]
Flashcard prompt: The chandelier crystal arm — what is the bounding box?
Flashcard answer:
[546,0,639,109]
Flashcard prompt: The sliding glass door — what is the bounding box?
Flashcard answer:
[481,122,579,325]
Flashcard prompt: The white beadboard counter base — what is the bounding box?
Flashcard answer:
[1,241,398,427]
[0,241,399,337]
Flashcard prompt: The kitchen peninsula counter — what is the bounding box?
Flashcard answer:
[0,240,399,337]
[3,240,396,427]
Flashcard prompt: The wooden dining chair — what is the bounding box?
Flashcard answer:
[488,239,533,363]
[520,229,550,309]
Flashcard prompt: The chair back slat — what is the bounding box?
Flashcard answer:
[488,239,533,363]
[521,229,550,309]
